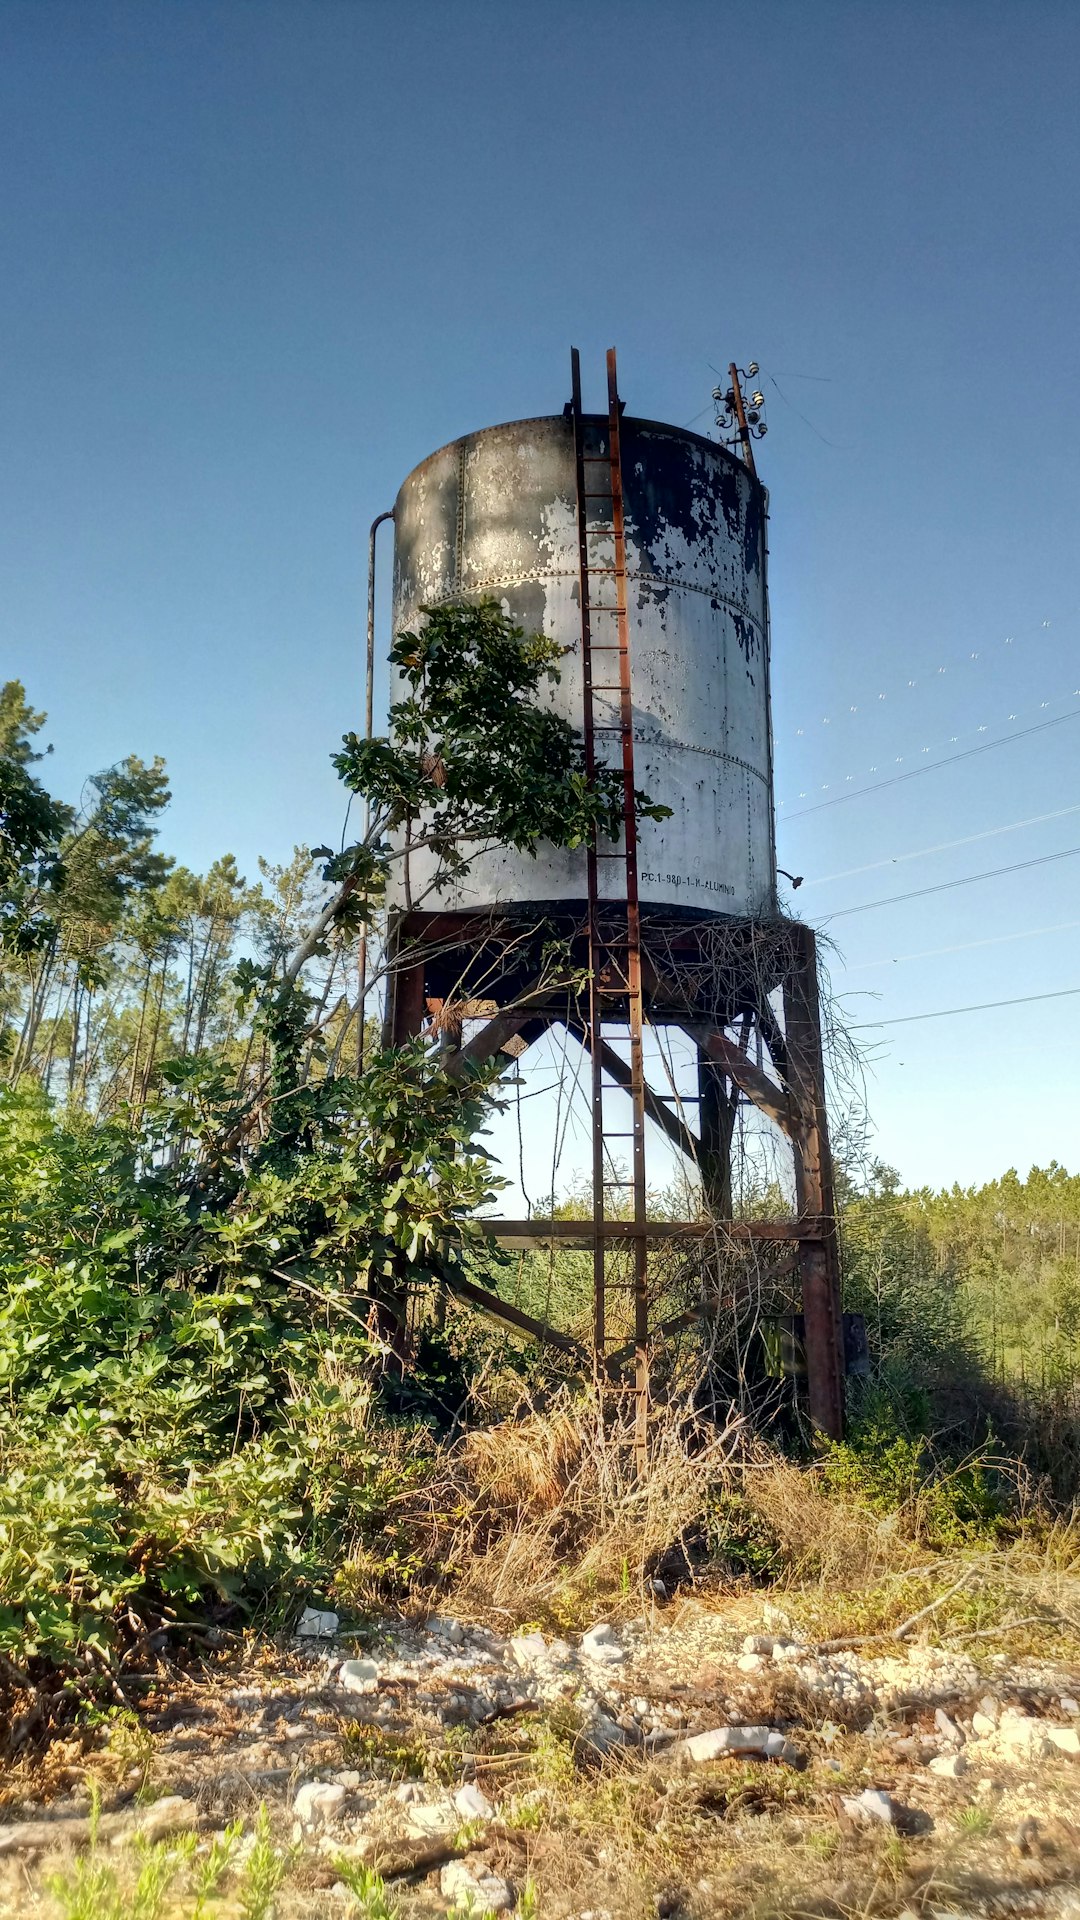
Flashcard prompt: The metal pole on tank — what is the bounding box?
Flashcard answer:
[727,365,758,478]
[357,509,394,1073]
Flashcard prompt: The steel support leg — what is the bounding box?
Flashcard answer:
[783,926,845,1439]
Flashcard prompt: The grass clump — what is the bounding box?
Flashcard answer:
[42,1802,282,1920]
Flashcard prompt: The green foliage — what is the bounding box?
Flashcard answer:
[45,1797,247,1920]
[332,1859,400,1919]
[823,1410,1004,1550]
[330,597,670,916]
[0,680,73,961]
[0,1063,493,1680]
[705,1489,782,1580]
[0,607,676,1704]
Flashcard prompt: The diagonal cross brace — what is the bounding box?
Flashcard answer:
[574,1026,701,1166]
[690,1026,795,1138]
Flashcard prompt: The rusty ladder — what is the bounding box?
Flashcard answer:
[569,346,650,1465]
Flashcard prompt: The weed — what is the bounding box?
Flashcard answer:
[192,1821,243,1918]
[332,1858,399,1918]
[504,1796,544,1831]
[453,1816,487,1849]
[878,1828,908,1881]
[804,1827,840,1860]
[955,1805,994,1837]
[340,1722,428,1780]
[238,1804,292,1920]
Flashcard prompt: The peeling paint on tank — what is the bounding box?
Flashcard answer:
[388,413,775,918]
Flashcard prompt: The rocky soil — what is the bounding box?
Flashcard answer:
[5,1602,1080,1918]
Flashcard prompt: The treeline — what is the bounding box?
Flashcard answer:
[0,681,363,1111]
[844,1160,1080,1395]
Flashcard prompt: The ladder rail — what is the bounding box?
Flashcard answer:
[570,345,650,1462]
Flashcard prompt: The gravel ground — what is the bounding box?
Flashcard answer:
[4,1604,1080,1918]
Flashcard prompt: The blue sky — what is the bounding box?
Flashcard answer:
[3,0,1078,1193]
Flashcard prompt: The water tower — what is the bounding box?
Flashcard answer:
[370,350,845,1447]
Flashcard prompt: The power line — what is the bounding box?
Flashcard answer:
[778,612,1060,754]
[846,918,1080,972]
[801,803,1080,889]
[824,843,1080,920]
[851,985,1080,1030]
[783,706,1080,822]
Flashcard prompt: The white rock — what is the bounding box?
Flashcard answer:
[677,1724,800,1766]
[334,1770,361,1789]
[339,1658,380,1695]
[736,1652,764,1674]
[971,1711,996,1738]
[508,1632,548,1670]
[843,1788,898,1826]
[742,1635,774,1656]
[1061,1696,1080,1715]
[406,1804,455,1835]
[440,1861,514,1911]
[1048,1727,1080,1757]
[579,1712,636,1759]
[928,1752,968,1779]
[393,1782,425,1804]
[293,1782,346,1827]
[297,1606,339,1638]
[454,1782,494,1821]
[996,1710,1053,1758]
[761,1603,794,1632]
[428,1615,465,1645]
[582,1620,617,1647]
[934,1709,962,1743]
[581,1624,626,1665]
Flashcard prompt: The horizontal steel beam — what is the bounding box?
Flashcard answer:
[479,1217,823,1247]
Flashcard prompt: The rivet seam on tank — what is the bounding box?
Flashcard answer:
[453,442,468,595]
[621,737,768,787]
[408,567,764,634]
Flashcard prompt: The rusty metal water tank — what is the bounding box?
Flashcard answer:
[385,413,776,920]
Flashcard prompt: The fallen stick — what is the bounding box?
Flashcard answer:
[814,1567,977,1654]
[0,1796,203,1857]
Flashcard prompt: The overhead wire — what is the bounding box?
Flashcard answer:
[851,985,1080,1029]
[782,703,1080,822]
[823,843,1080,921]
[846,918,1080,972]
[778,612,1058,753]
[800,803,1080,889]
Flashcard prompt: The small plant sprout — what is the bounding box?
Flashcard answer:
[237,1805,292,1920]
[956,1804,995,1837]
[332,1858,399,1918]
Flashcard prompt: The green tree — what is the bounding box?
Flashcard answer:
[0,682,73,973]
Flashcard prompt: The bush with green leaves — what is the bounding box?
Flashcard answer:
[0,601,668,1710]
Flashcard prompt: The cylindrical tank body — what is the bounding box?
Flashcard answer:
[386,414,776,920]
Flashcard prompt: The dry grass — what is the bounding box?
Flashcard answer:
[425,1387,747,1625]
[392,1387,1080,1659]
